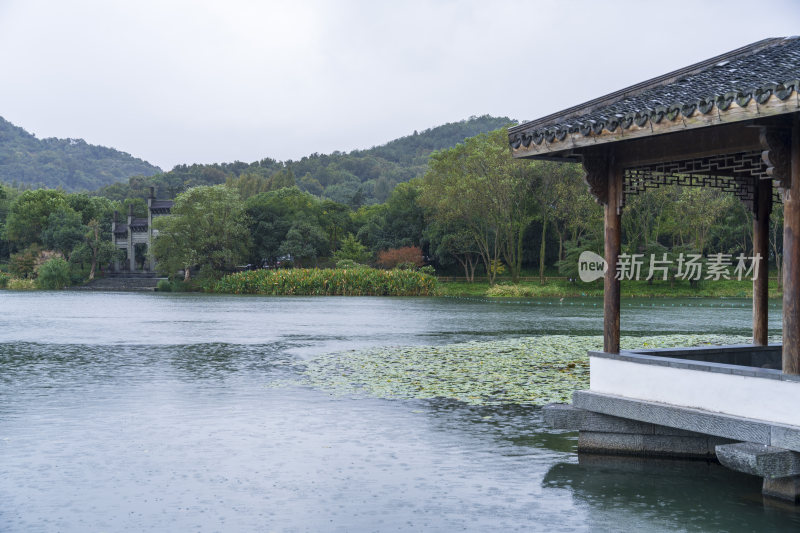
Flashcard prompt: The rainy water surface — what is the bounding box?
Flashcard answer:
[0,292,797,532]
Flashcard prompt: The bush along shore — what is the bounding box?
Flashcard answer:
[438,278,784,299]
[212,267,438,296]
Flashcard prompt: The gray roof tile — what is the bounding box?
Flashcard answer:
[510,37,800,149]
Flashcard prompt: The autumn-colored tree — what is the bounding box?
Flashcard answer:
[377,246,424,269]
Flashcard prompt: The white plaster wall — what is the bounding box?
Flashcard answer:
[590,357,800,427]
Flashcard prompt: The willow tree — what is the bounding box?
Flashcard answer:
[419,128,535,284]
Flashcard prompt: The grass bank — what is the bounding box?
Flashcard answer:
[213,267,437,296]
[438,278,783,299]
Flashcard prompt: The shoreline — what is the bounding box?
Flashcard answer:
[437,278,784,299]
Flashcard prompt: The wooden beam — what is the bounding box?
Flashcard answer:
[753,179,771,346]
[784,117,800,374]
[613,122,763,168]
[604,158,622,354]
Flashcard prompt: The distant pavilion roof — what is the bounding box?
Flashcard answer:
[509,37,800,160]
[129,218,148,231]
[150,200,174,210]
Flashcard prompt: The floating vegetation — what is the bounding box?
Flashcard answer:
[294,334,762,406]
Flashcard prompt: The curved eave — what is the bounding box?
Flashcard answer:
[510,82,800,159]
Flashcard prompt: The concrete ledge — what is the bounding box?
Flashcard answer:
[572,390,800,453]
[545,403,716,436]
[590,349,800,383]
[544,403,652,434]
[579,431,728,458]
[716,442,800,479]
[544,403,732,459]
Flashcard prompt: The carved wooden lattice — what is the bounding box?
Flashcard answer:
[623,151,780,212]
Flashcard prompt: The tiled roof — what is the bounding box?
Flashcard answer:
[150,200,174,210]
[509,37,800,153]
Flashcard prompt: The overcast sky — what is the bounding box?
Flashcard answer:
[1,0,798,170]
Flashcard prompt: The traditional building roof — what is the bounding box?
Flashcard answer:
[129,218,148,231]
[509,37,800,160]
[150,200,174,210]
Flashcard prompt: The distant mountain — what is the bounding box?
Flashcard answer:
[0,116,161,191]
[287,114,516,204]
[96,114,516,205]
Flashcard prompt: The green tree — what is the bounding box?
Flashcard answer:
[41,207,85,260]
[354,180,426,253]
[4,189,68,249]
[678,187,729,254]
[245,187,322,267]
[298,172,323,195]
[419,129,534,284]
[319,199,353,253]
[269,167,296,190]
[424,221,480,281]
[9,245,41,278]
[332,233,372,264]
[550,163,599,263]
[152,185,250,281]
[279,221,328,267]
[0,183,12,259]
[70,218,119,280]
[37,257,72,289]
[770,204,784,287]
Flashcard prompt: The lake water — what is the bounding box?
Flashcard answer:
[1,292,797,532]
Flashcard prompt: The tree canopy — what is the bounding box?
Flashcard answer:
[93,115,514,206]
[0,116,160,191]
[152,185,250,281]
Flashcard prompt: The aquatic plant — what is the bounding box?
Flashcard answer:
[297,334,766,406]
[6,278,36,290]
[213,267,437,296]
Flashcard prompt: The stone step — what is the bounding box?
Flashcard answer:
[716,442,800,502]
[104,272,159,279]
[715,442,800,479]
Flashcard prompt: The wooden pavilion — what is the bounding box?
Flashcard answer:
[511,37,800,502]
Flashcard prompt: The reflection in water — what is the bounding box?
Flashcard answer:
[544,455,800,531]
[0,292,795,531]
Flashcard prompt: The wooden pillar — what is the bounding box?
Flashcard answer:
[604,161,622,354]
[784,118,800,374]
[753,179,771,346]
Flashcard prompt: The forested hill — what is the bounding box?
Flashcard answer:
[0,116,161,192]
[97,115,515,205]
